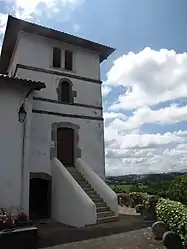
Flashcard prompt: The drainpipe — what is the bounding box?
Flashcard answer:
[20,88,34,211]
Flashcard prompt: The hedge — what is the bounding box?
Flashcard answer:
[156,198,187,240]
[118,192,158,209]
[118,192,146,207]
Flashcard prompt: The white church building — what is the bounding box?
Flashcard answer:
[0,15,118,227]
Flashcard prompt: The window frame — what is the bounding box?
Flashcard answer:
[64,50,73,71]
[57,79,73,104]
[52,47,61,68]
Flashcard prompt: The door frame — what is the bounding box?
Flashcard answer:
[51,122,82,163]
[57,127,75,166]
[29,172,52,219]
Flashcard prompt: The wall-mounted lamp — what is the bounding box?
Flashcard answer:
[18,103,27,123]
[18,88,34,123]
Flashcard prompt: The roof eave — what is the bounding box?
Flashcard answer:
[0,74,46,90]
[0,15,115,74]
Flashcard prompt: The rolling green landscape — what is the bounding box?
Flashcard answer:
[106,172,187,240]
[106,172,186,198]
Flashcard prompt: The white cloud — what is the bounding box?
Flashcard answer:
[107,47,187,110]
[0,13,8,51]
[5,0,84,21]
[104,112,127,122]
[104,47,187,175]
[104,110,187,175]
[105,126,186,150]
[102,84,111,97]
[115,104,187,130]
[0,13,8,35]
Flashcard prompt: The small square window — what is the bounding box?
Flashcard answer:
[65,50,73,71]
[53,47,61,68]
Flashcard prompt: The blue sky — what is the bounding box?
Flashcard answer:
[1,0,187,175]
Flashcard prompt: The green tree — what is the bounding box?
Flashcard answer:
[129,184,142,192]
[168,174,187,204]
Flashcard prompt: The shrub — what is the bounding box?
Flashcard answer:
[128,192,148,207]
[168,174,187,205]
[156,198,187,239]
[142,195,158,220]
[143,195,158,209]
[117,193,130,206]
[110,185,128,193]
[128,192,158,208]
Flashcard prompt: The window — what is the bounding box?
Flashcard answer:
[53,47,61,68]
[65,50,73,71]
[60,81,71,103]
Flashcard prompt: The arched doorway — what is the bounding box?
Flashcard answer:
[29,174,51,220]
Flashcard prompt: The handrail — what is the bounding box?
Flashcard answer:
[52,158,97,227]
[75,158,118,216]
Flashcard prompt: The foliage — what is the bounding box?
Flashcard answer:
[117,191,158,209]
[110,180,170,198]
[128,192,147,207]
[117,193,131,206]
[110,184,149,194]
[110,185,129,193]
[129,184,148,193]
[168,174,187,205]
[156,198,187,239]
[106,172,185,186]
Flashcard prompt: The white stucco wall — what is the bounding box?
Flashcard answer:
[0,83,25,210]
[17,68,102,107]
[8,34,21,77]
[22,94,34,214]
[8,32,100,81]
[52,158,97,227]
[7,30,106,193]
[30,112,105,178]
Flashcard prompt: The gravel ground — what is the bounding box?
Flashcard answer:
[44,227,165,249]
[42,207,164,249]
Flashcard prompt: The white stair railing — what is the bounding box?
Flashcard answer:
[75,158,119,216]
[51,158,97,227]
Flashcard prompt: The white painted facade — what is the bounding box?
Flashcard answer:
[9,32,101,81]
[0,17,118,227]
[52,158,97,227]
[0,80,27,210]
[8,31,105,180]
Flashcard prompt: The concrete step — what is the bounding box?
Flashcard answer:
[85,190,96,196]
[97,215,119,224]
[96,206,110,213]
[82,187,93,192]
[66,167,77,173]
[88,193,100,199]
[95,202,107,208]
[97,211,114,219]
[73,176,85,181]
[76,180,89,185]
[69,171,82,176]
[67,166,119,225]
[91,197,103,203]
[78,182,92,189]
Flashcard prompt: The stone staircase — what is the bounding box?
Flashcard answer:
[67,167,118,224]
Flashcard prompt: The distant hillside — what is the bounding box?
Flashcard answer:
[106,172,187,185]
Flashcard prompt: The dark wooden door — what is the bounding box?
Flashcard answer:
[57,128,74,166]
[29,178,51,219]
